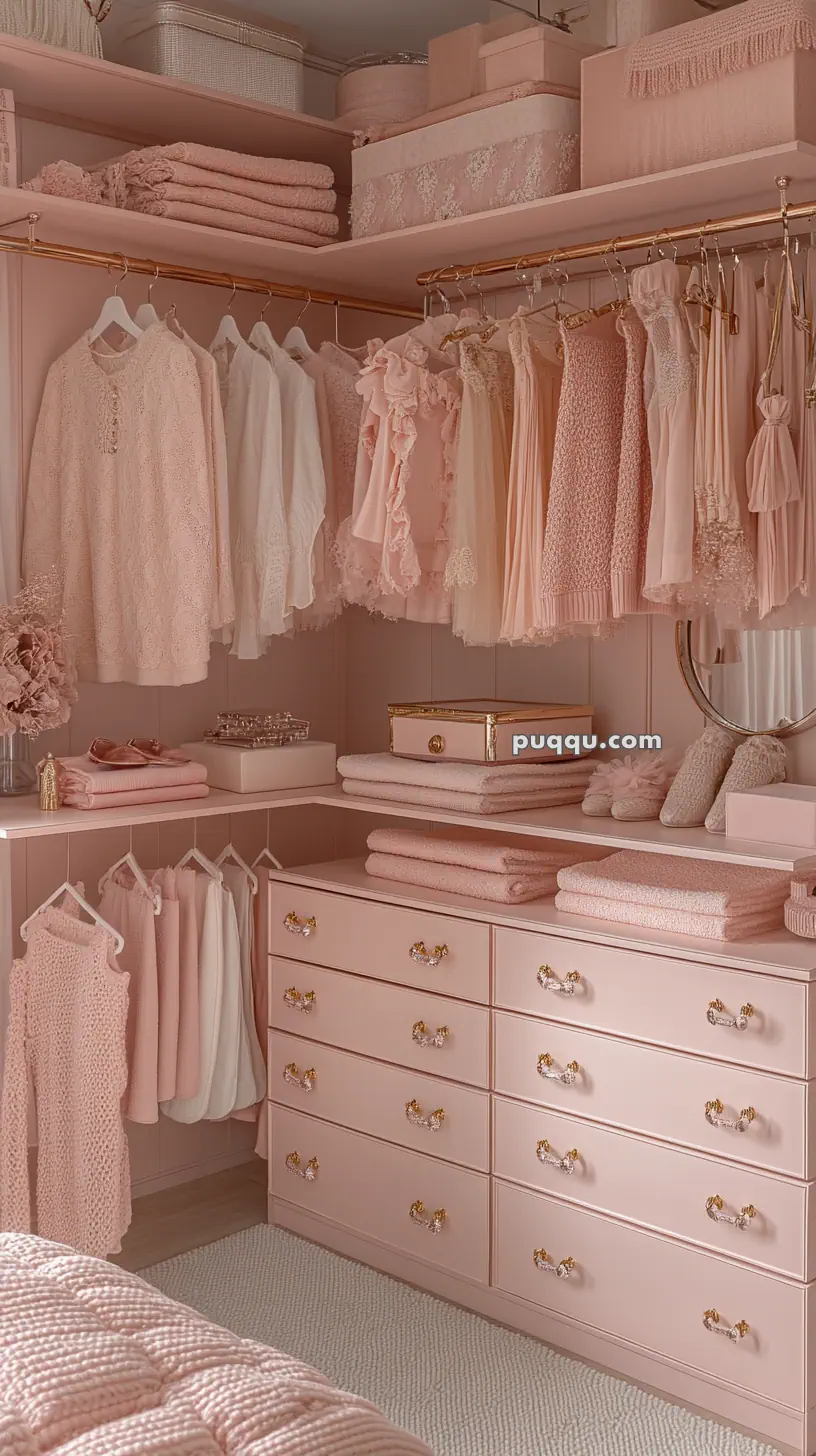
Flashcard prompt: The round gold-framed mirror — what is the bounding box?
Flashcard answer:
[676,618,816,738]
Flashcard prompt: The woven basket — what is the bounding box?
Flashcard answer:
[0,0,105,56]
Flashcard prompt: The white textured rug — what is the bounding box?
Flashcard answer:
[142,1224,781,1456]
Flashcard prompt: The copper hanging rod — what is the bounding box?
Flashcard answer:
[0,213,423,320]
[416,191,816,287]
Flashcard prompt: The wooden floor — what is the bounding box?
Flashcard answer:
[113,1158,267,1272]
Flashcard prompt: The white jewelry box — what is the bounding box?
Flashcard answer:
[182,740,336,794]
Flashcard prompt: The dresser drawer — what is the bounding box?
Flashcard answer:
[270,1030,490,1170]
[495,927,809,1077]
[494,1011,813,1178]
[269,882,490,1002]
[494,1180,807,1411]
[270,1105,489,1283]
[493,1095,812,1279]
[271,957,489,1087]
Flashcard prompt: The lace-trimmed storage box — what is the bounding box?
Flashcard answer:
[350,91,580,240]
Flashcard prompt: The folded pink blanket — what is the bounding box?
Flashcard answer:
[123,156,338,212]
[367,826,580,873]
[58,755,208,795]
[62,784,210,811]
[129,141,334,190]
[367,851,559,904]
[554,889,784,942]
[556,850,791,916]
[343,779,587,814]
[127,195,332,246]
[337,752,595,794]
[127,182,339,236]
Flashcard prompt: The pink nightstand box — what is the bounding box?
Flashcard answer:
[388,699,594,764]
[726,783,816,848]
[480,24,601,96]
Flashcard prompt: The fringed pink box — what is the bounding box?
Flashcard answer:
[581,43,816,188]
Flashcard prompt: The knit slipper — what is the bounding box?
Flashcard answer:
[659,724,738,828]
[705,734,787,834]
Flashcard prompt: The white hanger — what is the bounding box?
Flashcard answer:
[21,882,125,954]
[215,842,259,895]
[176,845,223,882]
[283,291,314,362]
[210,279,244,351]
[89,255,143,344]
[99,850,162,915]
[252,846,283,872]
[133,264,160,330]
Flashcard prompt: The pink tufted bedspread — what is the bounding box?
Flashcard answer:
[0,1233,432,1455]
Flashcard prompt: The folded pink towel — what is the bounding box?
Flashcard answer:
[61,784,210,811]
[554,889,784,942]
[366,852,560,904]
[367,827,580,873]
[58,755,208,795]
[124,142,334,190]
[127,182,339,236]
[126,196,332,246]
[343,779,588,815]
[556,850,791,916]
[337,752,595,794]
[123,156,338,212]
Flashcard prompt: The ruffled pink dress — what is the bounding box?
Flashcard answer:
[298,341,365,628]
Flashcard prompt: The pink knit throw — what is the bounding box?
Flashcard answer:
[626,0,816,97]
[343,779,589,814]
[126,182,339,236]
[367,826,580,873]
[125,141,334,190]
[62,784,210,810]
[127,196,334,247]
[336,751,594,793]
[367,851,560,903]
[554,889,784,941]
[557,849,791,915]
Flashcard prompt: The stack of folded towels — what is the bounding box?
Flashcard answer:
[24,142,339,248]
[336,753,596,814]
[555,851,791,941]
[366,827,584,904]
[57,756,209,811]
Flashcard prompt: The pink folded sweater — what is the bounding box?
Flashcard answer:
[554,889,784,942]
[58,755,208,795]
[343,779,588,815]
[62,784,210,811]
[337,752,595,794]
[127,183,339,236]
[556,850,791,916]
[367,826,580,873]
[367,851,560,904]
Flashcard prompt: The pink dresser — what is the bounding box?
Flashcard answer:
[266,860,816,1456]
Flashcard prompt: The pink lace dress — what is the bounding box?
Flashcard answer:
[299,342,365,628]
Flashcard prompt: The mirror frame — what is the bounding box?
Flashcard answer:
[675,620,816,739]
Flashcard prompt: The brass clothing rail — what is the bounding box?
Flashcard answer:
[416,190,816,288]
[0,212,423,320]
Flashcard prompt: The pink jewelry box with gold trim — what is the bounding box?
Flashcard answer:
[388,699,594,764]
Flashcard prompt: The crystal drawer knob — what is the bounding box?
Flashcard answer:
[703,1309,750,1342]
[537,965,581,995]
[412,1020,450,1049]
[284,911,316,937]
[537,1053,580,1085]
[409,1199,446,1233]
[706,1195,757,1230]
[410,941,449,968]
[537,1139,579,1174]
[428,735,445,754]
[286,1151,318,1181]
[283,986,316,1014]
[533,1248,576,1279]
[405,1099,445,1131]
[705,1099,756,1133]
[283,1062,316,1092]
[707,999,754,1031]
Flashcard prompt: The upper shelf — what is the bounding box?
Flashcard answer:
[0,32,353,187]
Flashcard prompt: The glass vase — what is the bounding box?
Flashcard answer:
[0,731,37,796]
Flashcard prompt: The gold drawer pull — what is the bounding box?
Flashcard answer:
[409,1199,446,1234]
[703,1309,750,1342]
[412,1020,450,1049]
[533,1248,576,1279]
[283,986,316,1014]
[705,1099,756,1133]
[285,1151,318,1181]
[706,1195,757,1230]
[707,999,754,1031]
[284,911,316,938]
[537,1138,579,1175]
[406,1099,445,1131]
[538,1053,580,1086]
[410,941,449,968]
[283,1062,316,1092]
[537,965,581,996]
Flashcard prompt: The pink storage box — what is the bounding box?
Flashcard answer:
[480,24,601,96]
[725,783,816,848]
[388,699,594,764]
[350,91,580,239]
[581,44,816,187]
[427,14,532,111]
